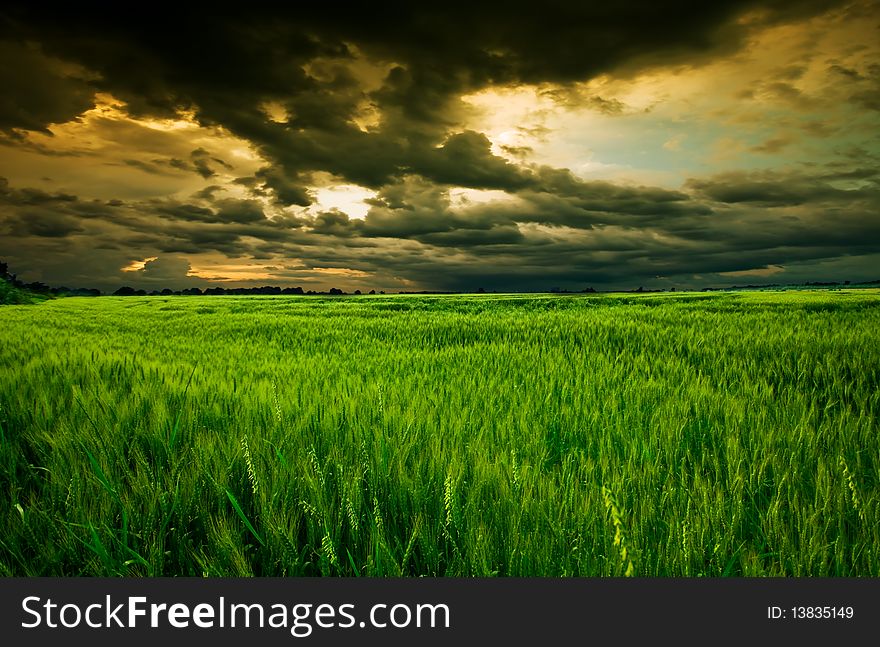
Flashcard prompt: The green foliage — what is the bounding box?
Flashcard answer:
[0,290,878,576]
[0,279,46,305]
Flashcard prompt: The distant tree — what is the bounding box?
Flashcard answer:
[182,287,203,295]
[329,287,343,295]
[25,281,50,293]
[354,289,361,295]
[61,287,100,297]
[113,286,137,296]
[369,289,376,295]
[250,285,280,295]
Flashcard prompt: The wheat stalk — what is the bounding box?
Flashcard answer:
[840,457,865,523]
[602,485,635,577]
[321,530,339,573]
[240,435,259,497]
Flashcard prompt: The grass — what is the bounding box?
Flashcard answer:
[0,289,878,576]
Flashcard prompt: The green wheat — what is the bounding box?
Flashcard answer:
[0,289,877,575]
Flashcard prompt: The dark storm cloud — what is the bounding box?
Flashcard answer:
[311,210,360,237]
[0,1,847,195]
[686,169,878,206]
[213,198,267,224]
[190,147,233,179]
[3,158,879,291]
[1,180,300,274]
[154,202,216,223]
[529,168,712,218]
[1,1,877,291]
[354,169,711,242]
[0,40,95,135]
[411,131,534,191]
[251,167,313,207]
[0,176,77,204]
[418,225,525,247]
[136,255,193,282]
[154,198,268,225]
[4,210,83,238]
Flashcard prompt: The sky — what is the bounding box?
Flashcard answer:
[0,1,878,292]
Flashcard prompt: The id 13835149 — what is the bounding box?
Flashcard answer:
[767,606,854,620]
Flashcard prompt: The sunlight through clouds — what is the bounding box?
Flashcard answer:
[1,1,878,292]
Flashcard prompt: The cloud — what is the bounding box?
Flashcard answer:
[750,134,796,154]
[135,255,194,281]
[2,2,848,190]
[190,147,233,179]
[685,169,877,206]
[213,198,268,224]
[122,149,234,179]
[0,40,96,134]
[5,210,83,238]
[4,157,878,292]
[311,210,359,237]
[123,158,173,175]
[0,2,877,292]
[410,130,535,190]
[251,166,312,207]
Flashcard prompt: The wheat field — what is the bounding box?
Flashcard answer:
[0,290,878,576]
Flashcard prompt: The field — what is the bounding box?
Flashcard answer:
[0,290,878,576]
